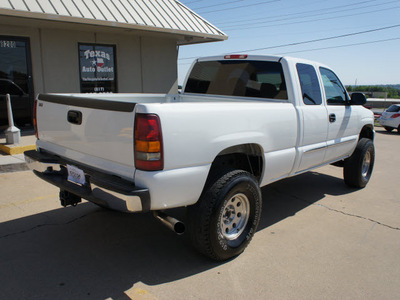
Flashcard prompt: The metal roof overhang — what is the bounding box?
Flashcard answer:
[0,1,228,45]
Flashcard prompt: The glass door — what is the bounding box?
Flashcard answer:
[0,36,34,127]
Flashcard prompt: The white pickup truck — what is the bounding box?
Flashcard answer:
[25,54,375,260]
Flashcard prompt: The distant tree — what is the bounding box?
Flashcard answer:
[345,85,400,99]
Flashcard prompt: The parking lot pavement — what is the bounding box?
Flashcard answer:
[0,129,399,300]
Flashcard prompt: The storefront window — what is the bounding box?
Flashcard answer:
[78,43,117,93]
[0,36,33,126]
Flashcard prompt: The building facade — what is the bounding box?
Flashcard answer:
[0,0,226,126]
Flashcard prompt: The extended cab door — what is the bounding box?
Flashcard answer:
[319,67,359,163]
[294,63,328,173]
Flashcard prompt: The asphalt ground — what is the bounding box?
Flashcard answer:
[0,129,399,299]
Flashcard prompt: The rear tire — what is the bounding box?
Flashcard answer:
[384,126,393,133]
[343,138,375,188]
[188,170,262,261]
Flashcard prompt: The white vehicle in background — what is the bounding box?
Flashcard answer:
[25,54,375,260]
[379,104,400,133]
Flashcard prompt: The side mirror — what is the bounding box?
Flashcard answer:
[350,92,367,105]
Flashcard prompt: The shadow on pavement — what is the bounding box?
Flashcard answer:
[258,170,355,230]
[0,170,355,299]
[374,128,399,135]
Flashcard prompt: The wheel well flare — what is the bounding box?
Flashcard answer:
[209,144,264,182]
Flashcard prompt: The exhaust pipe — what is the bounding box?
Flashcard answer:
[154,211,185,235]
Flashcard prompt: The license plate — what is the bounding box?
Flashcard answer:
[67,164,86,185]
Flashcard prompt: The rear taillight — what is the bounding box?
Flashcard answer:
[134,113,163,171]
[33,100,38,139]
[391,113,400,118]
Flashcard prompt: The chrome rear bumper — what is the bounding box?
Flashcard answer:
[24,150,150,213]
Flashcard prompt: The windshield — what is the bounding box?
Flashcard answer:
[184,60,287,100]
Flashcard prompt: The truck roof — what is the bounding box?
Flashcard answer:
[196,54,331,69]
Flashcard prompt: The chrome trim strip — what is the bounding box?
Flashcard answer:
[326,138,357,148]
[304,137,357,154]
[304,145,328,154]
[294,155,351,175]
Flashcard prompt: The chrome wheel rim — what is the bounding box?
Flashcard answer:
[220,193,250,240]
[362,151,371,178]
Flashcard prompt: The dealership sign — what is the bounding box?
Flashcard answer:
[79,44,117,92]
[80,48,115,81]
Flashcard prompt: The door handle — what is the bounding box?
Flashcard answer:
[67,110,82,125]
[329,113,336,123]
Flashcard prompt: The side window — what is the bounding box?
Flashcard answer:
[296,63,322,105]
[320,67,348,105]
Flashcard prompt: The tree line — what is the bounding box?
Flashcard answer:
[346,85,400,99]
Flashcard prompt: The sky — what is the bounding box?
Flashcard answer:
[177,0,400,86]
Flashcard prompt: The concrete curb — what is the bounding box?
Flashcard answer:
[0,152,30,173]
[0,128,36,173]
[0,143,36,155]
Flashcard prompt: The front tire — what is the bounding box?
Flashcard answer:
[343,138,375,188]
[188,170,262,261]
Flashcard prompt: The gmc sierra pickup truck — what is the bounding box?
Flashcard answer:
[25,54,375,260]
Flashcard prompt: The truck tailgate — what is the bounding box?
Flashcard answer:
[35,94,137,179]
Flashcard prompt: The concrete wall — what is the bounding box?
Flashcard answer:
[0,22,178,97]
[141,37,178,94]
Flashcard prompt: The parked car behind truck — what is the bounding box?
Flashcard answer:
[379,104,400,133]
[25,54,375,260]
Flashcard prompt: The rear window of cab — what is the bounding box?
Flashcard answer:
[184,60,288,100]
